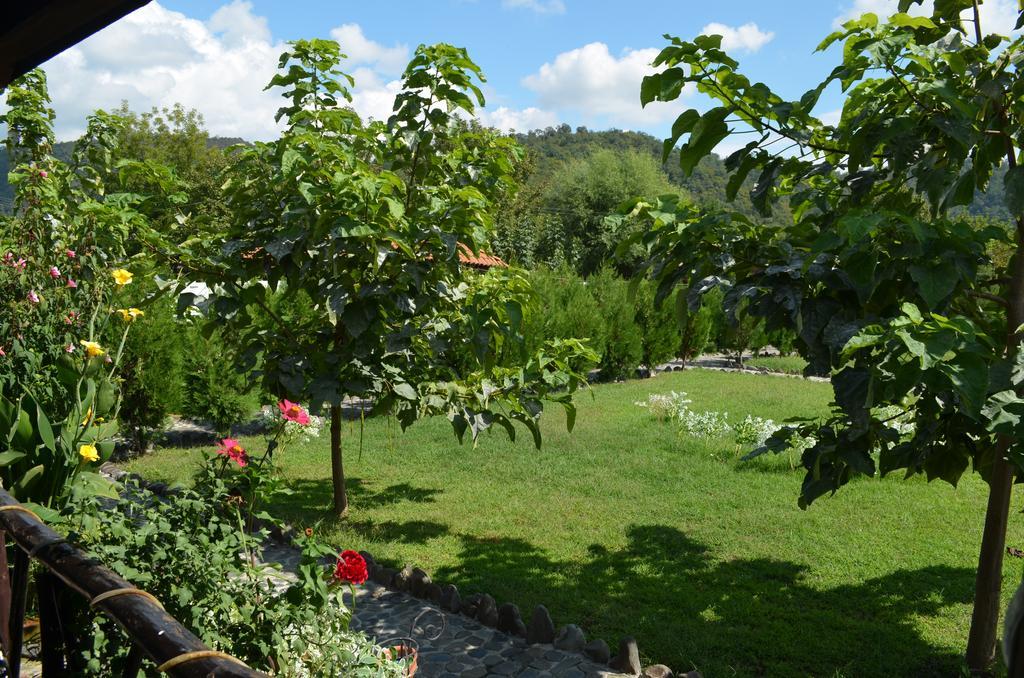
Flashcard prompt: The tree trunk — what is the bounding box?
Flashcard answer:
[967,232,1024,672]
[330,404,348,517]
[967,449,1015,671]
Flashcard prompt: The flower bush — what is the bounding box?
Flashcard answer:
[0,71,152,510]
[67,478,404,677]
[638,390,815,461]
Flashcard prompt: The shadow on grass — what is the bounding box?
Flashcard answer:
[275,476,442,513]
[432,524,971,677]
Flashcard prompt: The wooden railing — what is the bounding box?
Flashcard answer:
[0,487,266,677]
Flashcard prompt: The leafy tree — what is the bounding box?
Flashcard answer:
[540,148,676,276]
[622,3,1024,669]
[170,40,593,516]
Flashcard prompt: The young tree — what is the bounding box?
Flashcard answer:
[621,2,1024,670]
[173,40,592,516]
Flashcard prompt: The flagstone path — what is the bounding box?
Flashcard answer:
[260,544,631,678]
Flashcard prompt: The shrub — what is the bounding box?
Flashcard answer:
[182,330,253,434]
[587,268,643,380]
[633,279,680,367]
[67,478,404,677]
[116,294,186,451]
[523,267,604,370]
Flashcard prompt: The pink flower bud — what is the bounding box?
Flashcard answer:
[39,170,48,178]
[48,266,60,279]
[0,346,5,357]
[27,290,39,304]
[66,278,77,289]
[66,249,76,258]
[65,344,75,353]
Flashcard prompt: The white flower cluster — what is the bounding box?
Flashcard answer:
[258,406,324,445]
[635,390,693,421]
[639,391,786,448]
[733,414,779,447]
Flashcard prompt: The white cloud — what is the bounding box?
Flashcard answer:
[522,42,690,127]
[329,23,409,76]
[834,0,1018,34]
[479,106,559,132]
[208,0,270,45]
[700,22,775,53]
[30,2,411,141]
[502,0,566,14]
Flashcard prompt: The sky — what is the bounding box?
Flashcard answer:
[30,0,1023,145]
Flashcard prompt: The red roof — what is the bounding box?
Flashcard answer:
[457,243,507,269]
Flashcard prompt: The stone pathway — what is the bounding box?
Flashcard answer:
[260,545,630,678]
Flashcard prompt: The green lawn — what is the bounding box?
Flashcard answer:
[127,370,1024,677]
[745,354,810,375]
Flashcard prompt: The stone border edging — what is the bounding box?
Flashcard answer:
[358,553,703,678]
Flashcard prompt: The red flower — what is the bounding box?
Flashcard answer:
[333,550,368,585]
[215,437,248,467]
[278,399,310,425]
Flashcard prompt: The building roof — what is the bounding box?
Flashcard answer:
[0,0,151,89]
[457,243,507,269]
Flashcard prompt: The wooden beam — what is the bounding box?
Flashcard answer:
[0,489,265,677]
[0,0,152,89]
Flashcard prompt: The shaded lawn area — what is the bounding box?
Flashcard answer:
[744,354,810,375]
[127,370,1024,677]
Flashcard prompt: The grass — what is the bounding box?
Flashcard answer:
[744,354,810,375]
[127,369,1024,677]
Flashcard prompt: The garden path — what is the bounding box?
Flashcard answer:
[260,544,631,678]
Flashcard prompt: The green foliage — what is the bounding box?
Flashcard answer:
[164,39,592,452]
[0,71,155,509]
[182,329,253,435]
[522,267,605,369]
[66,478,403,676]
[116,294,185,449]
[625,10,1024,503]
[633,278,681,367]
[588,268,643,380]
[537,149,676,275]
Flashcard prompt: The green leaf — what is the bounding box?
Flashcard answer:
[909,260,957,309]
[34,404,55,452]
[1004,166,1024,218]
[393,382,417,400]
[0,451,26,466]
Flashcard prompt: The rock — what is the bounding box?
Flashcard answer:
[440,584,462,613]
[497,603,527,637]
[553,624,586,653]
[526,605,555,645]
[461,593,483,618]
[476,594,499,627]
[643,665,673,678]
[583,639,610,664]
[609,637,641,676]
[425,582,443,604]
[391,566,412,592]
[374,567,396,586]
[409,567,431,597]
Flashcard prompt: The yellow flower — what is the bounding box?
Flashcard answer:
[81,407,93,427]
[111,269,133,286]
[79,444,99,463]
[116,308,144,322]
[79,340,105,357]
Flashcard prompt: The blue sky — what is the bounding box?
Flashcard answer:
[32,0,1020,144]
